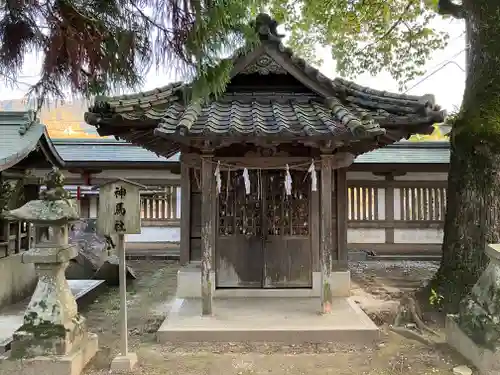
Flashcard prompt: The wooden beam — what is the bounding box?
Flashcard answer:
[346,180,448,188]
[16,222,21,254]
[200,155,215,316]
[348,220,443,229]
[385,175,395,244]
[320,154,334,314]
[180,163,191,265]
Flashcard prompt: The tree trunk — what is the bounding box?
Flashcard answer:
[424,0,500,313]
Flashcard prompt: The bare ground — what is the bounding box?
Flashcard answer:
[71,259,473,375]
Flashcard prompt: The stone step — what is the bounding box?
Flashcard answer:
[157,297,380,344]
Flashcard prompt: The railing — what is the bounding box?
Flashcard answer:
[93,184,181,226]
[348,186,380,221]
[347,181,447,254]
[398,186,446,221]
[141,185,179,221]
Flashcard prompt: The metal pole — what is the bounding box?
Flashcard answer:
[118,233,128,356]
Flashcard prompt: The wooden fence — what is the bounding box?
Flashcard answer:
[3,180,445,258]
[347,179,447,255]
[0,220,31,258]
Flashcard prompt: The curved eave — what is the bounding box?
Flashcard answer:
[39,128,65,168]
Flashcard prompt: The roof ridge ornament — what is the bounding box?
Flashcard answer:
[18,110,38,135]
[254,13,285,42]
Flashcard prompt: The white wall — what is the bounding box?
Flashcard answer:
[126,227,180,243]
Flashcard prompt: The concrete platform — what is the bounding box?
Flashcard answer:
[0,280,105,354]
[157,297,379,344]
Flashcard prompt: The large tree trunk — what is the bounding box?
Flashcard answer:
[424,0,500,313]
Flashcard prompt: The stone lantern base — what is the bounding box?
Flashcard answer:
[0,334,98,375]
[0,245,98,375]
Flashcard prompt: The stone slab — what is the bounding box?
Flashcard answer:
[157,297,379,344]
[176,265,350,298]
[0,315,23,354]
[0,280,104,354]
[0,333,98,375]
[446,315,500,375]
[110,352,138,371]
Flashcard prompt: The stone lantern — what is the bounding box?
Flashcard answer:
[2,167,97,375]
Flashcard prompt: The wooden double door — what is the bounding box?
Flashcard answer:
[216,169,312,288]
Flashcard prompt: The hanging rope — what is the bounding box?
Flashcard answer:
[183,158,315,171]
[183,158,320,194]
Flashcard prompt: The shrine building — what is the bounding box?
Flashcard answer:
[84,14,445,318]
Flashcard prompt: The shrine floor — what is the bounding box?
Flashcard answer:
[157,296,379,344]
[0,279,105,353]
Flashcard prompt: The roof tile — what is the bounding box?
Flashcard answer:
[0,111,61,171]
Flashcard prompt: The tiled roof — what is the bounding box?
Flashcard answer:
[0,111,64,171]
[157,94,362,137]
[52,138,179,163]
[355,141,449,164]
[84,14,445,158]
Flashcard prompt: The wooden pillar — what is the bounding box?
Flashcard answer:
[320,154,334,313]
[385,175,395,244]
[180,162,191,265]
[200,154,215,316]
[336,168,348,269]
[310,178,320,272]
[27,221,32,249]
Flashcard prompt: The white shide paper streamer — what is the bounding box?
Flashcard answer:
[284,164,292,195]
[243,168,251,195]
[308,160,317,192]
[214,161,221,194]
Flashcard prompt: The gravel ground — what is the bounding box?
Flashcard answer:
[1,259,472,375]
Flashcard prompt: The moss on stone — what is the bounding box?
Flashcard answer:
[457,263,500,350]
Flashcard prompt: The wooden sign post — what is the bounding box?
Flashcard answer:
[97,178,145,372]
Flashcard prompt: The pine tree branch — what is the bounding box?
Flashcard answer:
[438,0,465,19]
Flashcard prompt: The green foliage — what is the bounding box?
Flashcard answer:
[408,124,449,141]
[429,288,444,307]
[0,0,264,105]
[268,0,451,89]
[0,0,462,105]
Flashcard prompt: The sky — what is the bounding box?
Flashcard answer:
[0,17,466,113]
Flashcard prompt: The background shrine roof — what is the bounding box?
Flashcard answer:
[51,138,449,165]
[52,138,179,164]
[84,14,446,158]
[0,111,64,172]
